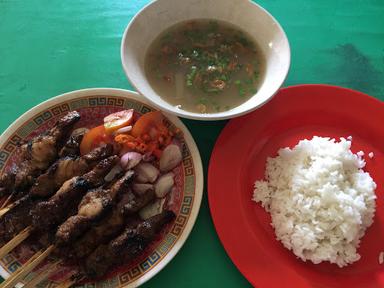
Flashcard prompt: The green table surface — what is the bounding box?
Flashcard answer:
[1,0,384,287]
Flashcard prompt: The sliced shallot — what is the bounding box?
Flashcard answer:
[159,144,182,172]
[120,151,142,170]
[132,183,154,196]
[155,173,174,198]
[135,163,159,183]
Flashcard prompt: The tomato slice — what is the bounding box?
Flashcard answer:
[131,111,164,138]
[80,125,112,155]
[103,109,134,134]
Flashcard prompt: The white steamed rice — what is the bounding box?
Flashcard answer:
[253,136,376,267]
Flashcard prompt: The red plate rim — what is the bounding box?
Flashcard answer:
[208,84,384,288]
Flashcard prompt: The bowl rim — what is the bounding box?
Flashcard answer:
[0,87,204,288]
[120,0,291,121]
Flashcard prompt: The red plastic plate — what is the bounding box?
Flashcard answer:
[208,85,384,288]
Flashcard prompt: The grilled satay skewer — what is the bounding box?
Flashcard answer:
[0,157,118,287]
[0,133,84,210]
[30,143,113,198]
[68,194,138,259]
[0,145,112,238]
[30,156,118,232]
[121,183,156,215]
[68,183,156,259]
[0,145,114,247]
[0,111,81,197]
[0,143,112,216]
[6,186,162,287]
[0,156,153,258]
[0,170,128,287]
[3,185,139,288]
[0,134,100,213]
[0,196,37,247]
[83,210,175,279]
[55,170,134,246]
[0,157,117,256]
[58,133,84,158]
[1,158,174,284]
[0,165,18,203]
[41,210,175,287]
[41,190,154,285]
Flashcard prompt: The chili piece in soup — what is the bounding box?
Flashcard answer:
[145,19,265,114]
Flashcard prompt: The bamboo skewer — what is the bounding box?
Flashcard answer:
[0,250,43,288]
[0,194,13,210]
[0,228,78,288]
[0,206,10,218]
[0,160,131,286]
[0,194,24,219]
[23,259,62,288]
[0,245,55,288]
[0,227,32,259]
[1,249,43,287]
[0,197,16,218]
[23,261,84,288]
[4,242,90,288]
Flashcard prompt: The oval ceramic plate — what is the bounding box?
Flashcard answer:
[0,88,203,287]
[208,85,384,288]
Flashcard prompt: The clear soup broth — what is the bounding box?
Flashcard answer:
[145,19,265,114]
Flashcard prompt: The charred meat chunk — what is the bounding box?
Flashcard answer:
[69,188,140,259]
[58,133,84,158]
[30,156,118,231]
[0,111,81,195]
[0,195,37,245]
[121,183,155,215]
[56,171,134,246]
[30,144,113,198]
[84,210,175,278]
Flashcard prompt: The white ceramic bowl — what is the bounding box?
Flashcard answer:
[121,0,290,120]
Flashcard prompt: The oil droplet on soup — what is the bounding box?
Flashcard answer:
[145,19,265,114]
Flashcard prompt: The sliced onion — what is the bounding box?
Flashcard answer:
[114,125,132,135]
[104,109,134,123]
[132,183,154,196]
[120,152,142,170]
[155,173,174,198]
[159,144,182,172]
[135,163,159,183]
